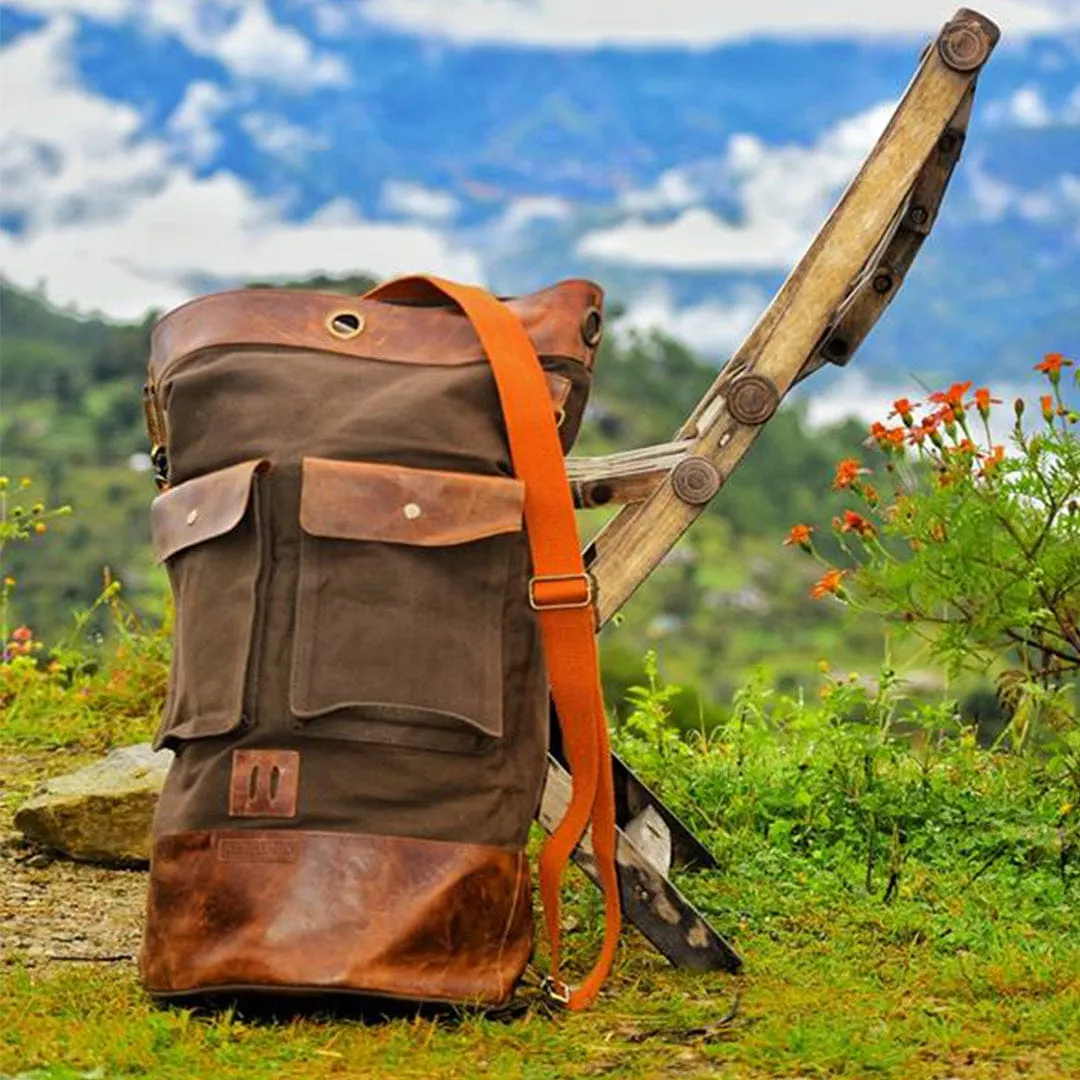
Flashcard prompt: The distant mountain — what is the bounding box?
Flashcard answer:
[1,5,1077,395]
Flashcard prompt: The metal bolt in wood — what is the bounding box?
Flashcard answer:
[726,375,779,425]
[671,457,721,505]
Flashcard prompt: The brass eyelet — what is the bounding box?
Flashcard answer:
[325,310,366,340]
[581,306,603,348]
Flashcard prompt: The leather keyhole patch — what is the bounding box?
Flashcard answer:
[229,750,300,818]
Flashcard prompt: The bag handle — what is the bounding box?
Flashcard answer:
[364,274,621,1010]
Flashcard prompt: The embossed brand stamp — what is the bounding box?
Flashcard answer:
[217,837,300,863]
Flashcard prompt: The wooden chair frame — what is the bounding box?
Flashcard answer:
[538,7,1001,973]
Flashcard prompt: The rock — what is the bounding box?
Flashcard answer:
[13,743,172,865]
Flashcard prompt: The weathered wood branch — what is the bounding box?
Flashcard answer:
[574,11,997,630]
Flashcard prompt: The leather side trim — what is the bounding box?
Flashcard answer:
[140,829,533,1006]
[545,372,573,412]
[299,458,525,547]
[149,280,604,379]
[151,459,267,563]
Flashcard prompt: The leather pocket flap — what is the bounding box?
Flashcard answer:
[300,458,525,547]
[151,460,267,563]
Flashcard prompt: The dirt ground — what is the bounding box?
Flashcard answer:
[1,752,147,972]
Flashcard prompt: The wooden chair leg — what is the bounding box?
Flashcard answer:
[539,758,742,973]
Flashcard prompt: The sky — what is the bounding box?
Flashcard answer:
[0,0,1077,420]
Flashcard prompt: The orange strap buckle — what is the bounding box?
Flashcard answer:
[529,572,594,611]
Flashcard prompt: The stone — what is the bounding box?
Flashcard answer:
[13,743,172,865]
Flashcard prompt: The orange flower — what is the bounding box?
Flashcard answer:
[1035,353,1071,375]
[889,398,917,426]
[11,626,32,643]
[810,568,847,599]
[974,387,1001,417]
[979,445,1005,476]
[838,510,876,538]
[871,423,907,452]
[1041,394,1055,421]
[784,524,814,549]
[833,458,867,490]
[928,381,973,408]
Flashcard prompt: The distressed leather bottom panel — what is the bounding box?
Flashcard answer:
[140,829,533,1006]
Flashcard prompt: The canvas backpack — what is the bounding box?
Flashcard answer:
[138,275,621,1010]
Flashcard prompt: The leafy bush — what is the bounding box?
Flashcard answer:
[786,355,1078,746]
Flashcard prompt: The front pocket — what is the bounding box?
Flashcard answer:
[291,458,526,752]
[151,459,268,748]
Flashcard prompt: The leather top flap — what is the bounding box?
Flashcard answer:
[300,458,525,547]
[151,459,266,562]
[149,279,605,379]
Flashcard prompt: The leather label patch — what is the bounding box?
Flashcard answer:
[228,749,301,818]
[217,837,300,863]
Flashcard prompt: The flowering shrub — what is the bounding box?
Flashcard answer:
[785,355,1079,736]
[0,475,71,655]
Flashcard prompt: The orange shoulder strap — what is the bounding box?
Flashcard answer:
[364,274,621,1010]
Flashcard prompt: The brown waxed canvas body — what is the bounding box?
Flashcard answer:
[139,281,603,1005]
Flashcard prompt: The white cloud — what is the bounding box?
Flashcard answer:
[966,159,1080,232]
[5,0,349,89]
[0,18,478,318]
[617,284,767,356]
[618,168,701,213]
[137,0,350,88]
[2,170,482,319]
[1063,84,1080,124]
[381,180,460,221]
[986,84,1056,126]
[2,0,131,17]
[0,16,168,223]
[167,81,231,164]
[496,195,573,233]
[578,102,894,271]
[801,368,1041,448]
[359,0,1075,47]
[240,112,329,164]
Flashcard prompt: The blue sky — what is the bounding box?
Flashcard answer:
[1,0,1077,417]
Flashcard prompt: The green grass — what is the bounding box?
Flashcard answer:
[4,847,1078,1079]
[3,632,1078,1078]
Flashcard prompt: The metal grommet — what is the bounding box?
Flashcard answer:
[581,307,604,348]
[325,310,366,340]
[402,502,422,520]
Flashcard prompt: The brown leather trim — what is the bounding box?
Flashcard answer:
[545,372,573,411]
[228,750,300,818]
[299,458,525,547]
[150,280,604,380]
[151,459,267,562]
[140,829,533,1005]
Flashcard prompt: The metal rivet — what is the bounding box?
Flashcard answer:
[185,509,199,525]
[403,503,422,520]
[325,310,366,340]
